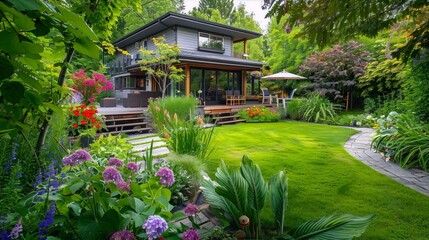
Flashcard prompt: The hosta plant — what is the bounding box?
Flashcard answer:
[202,155,373,239]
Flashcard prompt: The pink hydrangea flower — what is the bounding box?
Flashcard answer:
[184,204,199,216]
[126,162,138,173]
[155,167,175,187]
[108,158,123,168]
[103,167,123,183]
[110,230,136,240]
[117,181,130,192]
[182,228,199,240]
[62,149,92,166]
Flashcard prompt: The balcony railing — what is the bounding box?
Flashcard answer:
[107,54,141,75]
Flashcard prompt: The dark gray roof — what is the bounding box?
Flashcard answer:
[179,50,264,69]
[114,12,262,48]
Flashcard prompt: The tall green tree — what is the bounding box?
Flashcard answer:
[263,0,429,61]
[265,15,316,73]
[198,0,234,20]
[111,0,184,41]
[139,37,185,98]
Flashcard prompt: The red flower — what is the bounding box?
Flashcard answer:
[73,110,80,117]
[72,123,79,128]
[81,120,88,125]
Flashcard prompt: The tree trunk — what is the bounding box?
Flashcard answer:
[35,47,75,157]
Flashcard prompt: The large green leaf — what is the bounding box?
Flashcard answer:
[0,55,14,81]
[290,214,375,240]
[0,2,35,31]
[0,31,20,55]
[215,160,248,215]
[8,0,42,11]
[240,155,267,212]
[52,5,98,41]
[1,81,25,104]
[269,170,288,234]
[73,37,100,59]
[201,178,241,227]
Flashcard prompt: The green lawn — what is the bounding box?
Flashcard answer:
[206,121,429,239]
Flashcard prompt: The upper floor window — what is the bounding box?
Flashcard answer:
[198,32,224,53]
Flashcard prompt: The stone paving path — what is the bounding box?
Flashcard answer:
[344,127,429,197]
[127,133,170,157]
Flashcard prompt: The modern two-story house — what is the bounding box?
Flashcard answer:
[108,12,264,106]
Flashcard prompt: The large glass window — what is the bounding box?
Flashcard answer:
[198,32,224,51]
[190,68,241,104]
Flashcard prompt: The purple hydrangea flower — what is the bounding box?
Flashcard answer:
[182,228,199,240]
[126,162,138,174]
[110,230,136,240]
[142,215,168,240]
[103,167,123,183]
[62,149,92,166]
[117,181,130,192]
[8,217,23,239]
[184,203,199,216]
[155,167,175,187]
[108,158,123,168]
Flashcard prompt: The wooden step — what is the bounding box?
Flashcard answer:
[100,127,152,135]
[217,119,246,125]
[105,116,145,122]
[212,115,240,120]
[106,122,148,128]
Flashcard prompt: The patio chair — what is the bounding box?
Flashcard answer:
[261,87,278,105]
[233,90,246,105]
[225,90,237,105]
[280,88,297,109]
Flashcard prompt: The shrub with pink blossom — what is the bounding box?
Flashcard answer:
[69,69,114,104]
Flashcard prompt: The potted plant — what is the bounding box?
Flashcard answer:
[66,104,105,147]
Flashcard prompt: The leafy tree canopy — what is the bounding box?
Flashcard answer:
[299,41,370,101]
[263,0,429,61]
[197,0,234,20]
[139,37,184,98]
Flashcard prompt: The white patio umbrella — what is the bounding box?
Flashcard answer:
[261,71,306,97]
[261,70,306,80]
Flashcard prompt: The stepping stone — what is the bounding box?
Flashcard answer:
[127,133,158,140]
[136,147,170,157]
[132,141,167,152]
[128,136,161,145]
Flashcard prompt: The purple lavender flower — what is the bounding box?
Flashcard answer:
[0,229,10,240]
[116,181,130,192]
[110,230,136,240]
[155,167,175,187]
[8,218,22,239]
[103,167,123,183]
[184,203,199,216]
[126,162,138,174]
[182,228,199,240]
[142,215,168,240]
[285,25,291,34]
[108,158,123,168]
[38,202,55,239]
[62,149,92,166]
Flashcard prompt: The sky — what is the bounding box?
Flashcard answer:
[183,0,270,32]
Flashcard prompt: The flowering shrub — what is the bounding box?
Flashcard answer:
[66,104,105,137]
[69,69,113,104]
[2,149,198,239]
[238,105,280,122]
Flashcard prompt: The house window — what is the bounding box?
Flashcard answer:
[198,32,224,53]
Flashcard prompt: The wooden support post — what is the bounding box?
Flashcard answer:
[243,71,247,96]
[185,64,190,96]
[243,39,247,56]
